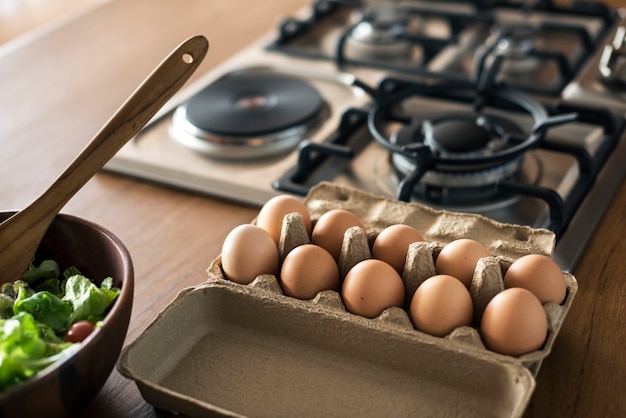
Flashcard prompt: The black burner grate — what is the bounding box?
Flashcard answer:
[276,75,624,239]
[266,0,617,96]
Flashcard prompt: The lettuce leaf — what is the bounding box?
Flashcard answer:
[21,259,60,284]
[13,288,73,333]
[62,275,120,324]
[0,312,75,391]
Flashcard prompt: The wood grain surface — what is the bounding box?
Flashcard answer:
[0,1,624,417]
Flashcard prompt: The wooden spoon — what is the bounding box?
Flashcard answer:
[0,35,208,284]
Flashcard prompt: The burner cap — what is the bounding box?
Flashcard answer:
[185,73,324,137]
[428,117,490,152]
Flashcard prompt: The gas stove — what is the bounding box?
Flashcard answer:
[105,0,626,271]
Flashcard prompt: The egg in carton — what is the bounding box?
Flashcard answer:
[208,181,577,377]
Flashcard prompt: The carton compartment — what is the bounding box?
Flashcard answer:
[118,280,534,418]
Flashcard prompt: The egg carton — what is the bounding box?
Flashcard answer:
[216,182,576,374]
[118,182,577,418]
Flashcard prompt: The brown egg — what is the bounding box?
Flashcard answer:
[504,254,566,304]
[435,238,490,288]
[341,259,405,319]
[372,224,424,275]
[256,195,312,244]
[311,209,366,261]
[221,224,279,284]
[480,287,548,356]
[280,244,340,300]
[409,274,473,337]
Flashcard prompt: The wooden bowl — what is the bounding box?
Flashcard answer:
[0,212,134,417]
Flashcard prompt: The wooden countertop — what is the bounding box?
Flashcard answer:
[0,1,624,417]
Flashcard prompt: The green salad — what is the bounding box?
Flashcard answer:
[0,259,120,391]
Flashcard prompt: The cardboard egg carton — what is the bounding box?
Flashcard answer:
[212,182,575,372]
[119,182,577,417]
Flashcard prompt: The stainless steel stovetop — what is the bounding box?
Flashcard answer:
[105,0,626,271]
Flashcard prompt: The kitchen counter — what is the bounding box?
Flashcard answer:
[0,1,624,417]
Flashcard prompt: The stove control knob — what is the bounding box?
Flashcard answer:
[599,26,626,85]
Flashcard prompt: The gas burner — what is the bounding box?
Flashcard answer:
[342,4,414,61]
[475,24,542,76]
[270,0,462,76]
[170,73,327,160]
[388,111,527,207]
[367,78,575,203]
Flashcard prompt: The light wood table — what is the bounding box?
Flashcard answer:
[0,0,108,45]
[0,1,624,417]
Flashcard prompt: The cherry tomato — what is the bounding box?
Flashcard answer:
[66,320,96,343]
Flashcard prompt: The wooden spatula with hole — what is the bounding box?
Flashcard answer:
[0,35,208,284]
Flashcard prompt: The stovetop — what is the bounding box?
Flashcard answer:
[104,0,626,271]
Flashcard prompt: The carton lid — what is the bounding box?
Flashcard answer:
[118,279,535,418]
